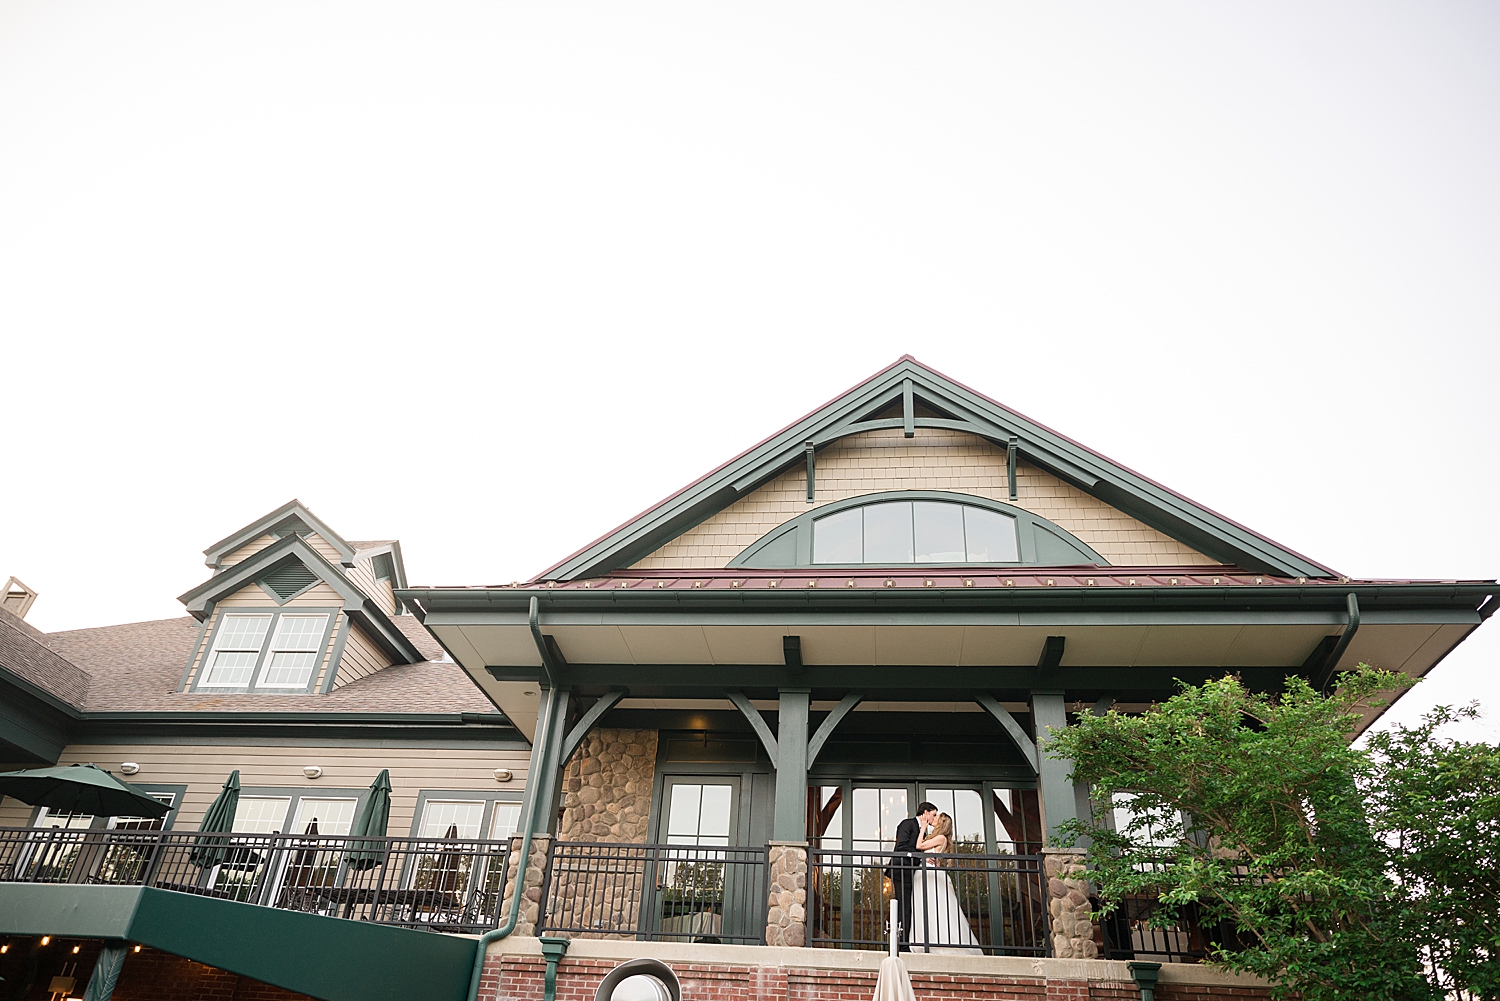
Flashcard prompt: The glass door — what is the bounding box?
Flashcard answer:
[653,777,741,941]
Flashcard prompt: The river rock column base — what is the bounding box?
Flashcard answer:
[499,834,553,937]
[765,842,808,947]
[1044,850,1099,959]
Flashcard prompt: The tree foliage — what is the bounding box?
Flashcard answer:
[1049,667,1497,1001]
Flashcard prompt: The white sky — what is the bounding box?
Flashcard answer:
[1,2,1496,740]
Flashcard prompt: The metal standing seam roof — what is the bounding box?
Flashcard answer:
[414,567,1499,594]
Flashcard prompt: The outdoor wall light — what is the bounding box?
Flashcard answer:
[119,763,140,775]
[302,766,323,779]
[593,959,680,1001]
[493,768,513,782]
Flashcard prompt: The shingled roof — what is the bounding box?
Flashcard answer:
[0,607,90,709]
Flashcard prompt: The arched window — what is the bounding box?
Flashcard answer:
[728,491,1106,569]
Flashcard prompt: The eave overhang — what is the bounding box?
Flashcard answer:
[179,534,424,665]
[401,576,1497,740]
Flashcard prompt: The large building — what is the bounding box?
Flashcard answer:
[2,357,1494,1001]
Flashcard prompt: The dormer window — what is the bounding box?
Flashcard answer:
[199,611,333,691]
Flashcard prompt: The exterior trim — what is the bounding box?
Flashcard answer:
[533,357,1341,581]
[320,614,354,694]
[203,499,358,569]
[728,490,1107,569]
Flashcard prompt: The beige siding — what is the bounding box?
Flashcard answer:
[0,742,531,836]
[182,583,345,690]
[222,535,277,567]
[333,620,396,689]
[347,558,399,617]
[630,427,1217,569]
[302,533,345,565]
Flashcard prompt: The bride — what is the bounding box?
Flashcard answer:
[907,812,983,955]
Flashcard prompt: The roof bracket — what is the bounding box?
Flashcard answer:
[902,378,915,438]
[727,690,778,767]
[1036,635,1066,676]
[807,692,863,768]
[560,688,627,763]
[804,441,815,503]
[1007,436,1019,501]
[975,693,1039,773]
[783,635,803,668]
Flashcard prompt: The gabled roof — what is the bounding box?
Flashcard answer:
[179,534,424,665]
[203,499,357,569]
[538,356,1338,581]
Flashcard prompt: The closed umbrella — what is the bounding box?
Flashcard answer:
[0,764,169,819]
[345,769,391,871]
[873,899,917,1001]
[190,770,241,867]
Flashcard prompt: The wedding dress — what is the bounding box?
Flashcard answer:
[906,848,983,955]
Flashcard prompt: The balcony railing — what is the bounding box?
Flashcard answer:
[809,847,1050,956]
[0,826,509,934]
[538,841,769,945]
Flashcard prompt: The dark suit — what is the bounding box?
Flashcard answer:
[890,816,922,948]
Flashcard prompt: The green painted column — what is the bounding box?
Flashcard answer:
[773,688,810,843]
[1030,690,1079,847]
[525,686,573,836]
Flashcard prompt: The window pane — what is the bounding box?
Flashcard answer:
[259,651,318,688]
[203,651,258,687]
[39,808,95,830]
[419,800,484,839]
[808,786,843,850]
[666,785,702,839]
[862,502,914,563]
[851,786,908,851]
[112,793,176,832]
[292,798,357,836]
[913,502,965,562]
[922,788,985,850]
[812,508,862,564]
[271,614,328,652]
[964,507,1019,562]
[490,803,520,840]
[698,785,733,840]
[215,614,272,652]
[232,797,291,835]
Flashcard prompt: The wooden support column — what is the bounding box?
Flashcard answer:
[525,685,572,835]
[1030,690,1077,847]
[773,688,810,842]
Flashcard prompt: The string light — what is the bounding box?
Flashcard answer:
[40,936,50,946]
[133,946,142,953]
[72,945,81,954]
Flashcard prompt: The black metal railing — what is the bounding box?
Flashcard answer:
[0,826,509,934]
[1096,858,1246,963]
[809,847,1049,956]
[538,841,769,944]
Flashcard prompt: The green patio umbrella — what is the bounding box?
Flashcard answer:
[0,763,169,819]
[189,769,241,867]
[346,769,392,870]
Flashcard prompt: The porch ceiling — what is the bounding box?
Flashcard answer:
[422,606,1481,741]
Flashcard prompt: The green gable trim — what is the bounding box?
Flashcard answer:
[537,357,1338,581]
[728,490,1107,569]
[0,884,476,1001]
[203,499,358,569]
[179,534,424,666]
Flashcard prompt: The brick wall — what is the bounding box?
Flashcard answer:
[630,428,1217,570]
[480,940,1283,1001]
[0,941,315,1001]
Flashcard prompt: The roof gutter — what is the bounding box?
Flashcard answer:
[1315,593,1361,692]
[528,596,561,690]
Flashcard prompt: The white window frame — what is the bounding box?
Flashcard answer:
[193,609,337,693]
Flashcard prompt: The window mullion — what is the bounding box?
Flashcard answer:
[247,611,281,690]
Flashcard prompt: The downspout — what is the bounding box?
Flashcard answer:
[1318,593,1361,692]
[464,597,563,1001]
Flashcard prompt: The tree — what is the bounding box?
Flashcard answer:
[1050,667,1498,1001]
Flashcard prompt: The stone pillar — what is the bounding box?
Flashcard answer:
[499,833,554,937]
[558,728,659,843]
[1044,850,1098,959]
[765,841,808,947]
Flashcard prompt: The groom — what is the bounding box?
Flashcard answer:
[890,801,937,950]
